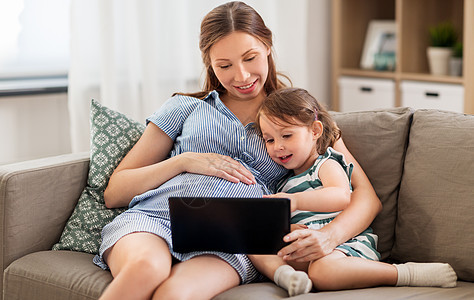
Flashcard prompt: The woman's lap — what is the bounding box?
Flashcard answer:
[155,254,240,299]
[104,232,172,277]
[95,173,271,283]
[94,206,261,284]
[101,232,240,299]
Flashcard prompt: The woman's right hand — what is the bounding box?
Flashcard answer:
[278,228,336,262]
[105,123,256,208]
[180,152,256,185]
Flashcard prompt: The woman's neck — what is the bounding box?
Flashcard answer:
[220,93,265,125]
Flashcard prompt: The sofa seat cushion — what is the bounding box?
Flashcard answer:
[4,251,474,300]
[213,281,474,299]
[3,250,111,300]
[393,110,474,281]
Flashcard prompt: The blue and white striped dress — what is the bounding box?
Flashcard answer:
[278,147,380,261]
[93,91,288,284]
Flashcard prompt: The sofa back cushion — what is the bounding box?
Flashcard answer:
[331,107,413,260]
[392,110,474,281]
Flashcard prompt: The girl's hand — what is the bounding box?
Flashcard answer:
[264,192,297,211]
[277,228,335,262]
[290,224,308,232]
[181,152,256,185]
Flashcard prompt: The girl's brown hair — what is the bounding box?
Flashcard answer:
[176,1,289,98]
[256,87,341,154]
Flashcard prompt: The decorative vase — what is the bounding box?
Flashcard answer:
[449,57,463,76]
[427,47,453,76]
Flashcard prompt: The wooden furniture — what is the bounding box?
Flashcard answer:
[331,0,474,114]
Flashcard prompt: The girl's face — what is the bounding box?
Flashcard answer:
[259,113,322,175]
[210,31,270,103]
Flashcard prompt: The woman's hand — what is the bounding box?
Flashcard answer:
[181,152,256,185]
[105,123,256,208]
[277,228,336,262]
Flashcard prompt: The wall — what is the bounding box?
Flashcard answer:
[307,0,332,107]
[271,0,332,107]
[0,93,71,164]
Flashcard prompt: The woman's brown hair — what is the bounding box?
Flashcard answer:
[176,1,289,98]
[256,88,341,155]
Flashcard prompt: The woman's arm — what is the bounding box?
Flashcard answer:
[104,123,178,208]
[278,137,382,262]
[104,123,256,208]
[318,137,382,246]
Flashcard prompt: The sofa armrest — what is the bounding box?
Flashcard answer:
[0,152,89,271]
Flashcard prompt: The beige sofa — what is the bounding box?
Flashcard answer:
[1,107,473,299]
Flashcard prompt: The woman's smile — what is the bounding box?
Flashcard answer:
[234,79,258,94]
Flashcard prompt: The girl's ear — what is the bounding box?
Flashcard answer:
[312,120,323,140]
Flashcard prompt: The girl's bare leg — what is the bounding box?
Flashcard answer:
[99,232,173,300]
[308,250,398,291]
[309,251,457,291]
[153,255,240,300]
[249,255,312,296]
[248,255,286,280]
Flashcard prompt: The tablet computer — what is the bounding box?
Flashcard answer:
[169,196,290,254]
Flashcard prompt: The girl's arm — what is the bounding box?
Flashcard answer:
[278,138,382,262]
[104,123,256,208]
[270,159,351,213]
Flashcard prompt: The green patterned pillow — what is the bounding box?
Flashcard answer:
[53,99,145,254]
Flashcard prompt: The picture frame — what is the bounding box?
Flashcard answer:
[360,20,397,70]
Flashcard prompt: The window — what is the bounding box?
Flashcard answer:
[0,0,70,79]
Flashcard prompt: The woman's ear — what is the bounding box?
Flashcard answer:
[312,120,323,140]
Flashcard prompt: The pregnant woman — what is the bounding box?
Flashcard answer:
[95,2,383,300]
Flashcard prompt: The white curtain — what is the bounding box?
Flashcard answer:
[68,0,317,153]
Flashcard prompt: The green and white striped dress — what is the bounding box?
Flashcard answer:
[277,147,380,261]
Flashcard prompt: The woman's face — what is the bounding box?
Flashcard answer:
[210,31,270,103]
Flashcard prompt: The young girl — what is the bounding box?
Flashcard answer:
[251,87,457,296]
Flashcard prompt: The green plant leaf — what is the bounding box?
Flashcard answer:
[429,22,458,47]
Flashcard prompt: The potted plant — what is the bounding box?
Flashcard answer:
[427,21,458,75]
[449,42,463,76]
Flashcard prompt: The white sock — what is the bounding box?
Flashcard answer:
[273,265,312,296]
[394,262,457,288]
